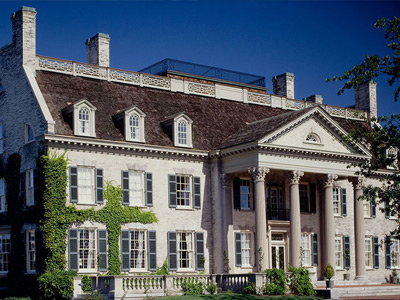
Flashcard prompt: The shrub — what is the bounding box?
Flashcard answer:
[181,281,205,295]
[242,281,256,294]
[82,290,104,300]
[206,281,217,295]
[288,266,316,296]
[81,275,92,293]
[324,263,335,280]
[263,268,288,295]
[37,270,77,300]
[3,298,31,300]
[154,258,169,275]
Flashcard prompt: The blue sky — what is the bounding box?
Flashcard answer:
[0,1,399,117]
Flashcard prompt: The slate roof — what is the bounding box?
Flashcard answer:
[35,70,364,152]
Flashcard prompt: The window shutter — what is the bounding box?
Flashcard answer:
[195,232,204,271]
[121,171,129,205]
[341,188,347,216]
[121,230,130,271]
[193,176,201,209]
[386,239,391,269]
[96,169,104,204]
[310,183,316,213]
[373,236,379,269]
[98,230,107,272]
[68,229,78,271]
[168,175,177,208]
[145,173,153,207]
[233,177,240,210]
[20,172,25,204]
[33,168,38,205]
[344,235,350,269]
[385,200,390,219]
[371,202,376,218]
[312,234,318,266]
[69,167,78,203]
[148,231,157,272]
[235,232,242,267]
[168,232,177,271]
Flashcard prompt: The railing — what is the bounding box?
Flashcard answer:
[37,55,369,122]
[267,208,290,221]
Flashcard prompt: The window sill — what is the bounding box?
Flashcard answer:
[366,267,375,271]
[25,271,37,275]
[240,266,254,269]
[24,140,35,145]
[364,216,372,219]
[77,270,97,274]
[176,207,195,211]
[239,208,253,212]
[74,203,97,206]
[177,269,196,273]
[334,215,344,218]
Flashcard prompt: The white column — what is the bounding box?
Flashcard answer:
[288,170,304,267]
[249,167,270,271]
[220,173,232,273]
[321,174,338,271]
[351,176,367,281]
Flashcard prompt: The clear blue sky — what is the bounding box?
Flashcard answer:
[0,1,399,117]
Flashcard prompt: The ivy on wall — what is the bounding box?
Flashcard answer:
[40,151,158,274]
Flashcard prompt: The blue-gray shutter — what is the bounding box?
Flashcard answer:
[168,175,177,208]
[168,232,177,271]
[235,232,242,267]
[344,236,350,269]
[374,236,379,269]
[195,232,204,271]
[310,183,316,213]
[371,202,376,218]
[98,230,107,272]
[386,239,391,269]
[145,173,153,207]
[312,234,318,266]
[33,168,38,205]
[68,229,78,271]
[20,172,26,204]
[121,171,129,205]
[148,231,157,272]
[233,177,240,210]
[341,188,347,216]
[193,176,201,209]
[69,167,78,203]
[385,200,390,219]
[96,169,104,204]
[121,230,130,271]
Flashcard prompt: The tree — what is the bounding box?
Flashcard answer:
[328,17,400,237]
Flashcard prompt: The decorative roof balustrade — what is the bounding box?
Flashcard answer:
[36,55,368,121]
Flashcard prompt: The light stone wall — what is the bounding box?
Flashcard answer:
[86,33,110,67]
[272,73,295,99]
[355,81,377,119]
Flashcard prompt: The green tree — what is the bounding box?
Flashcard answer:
[328,17,400,237]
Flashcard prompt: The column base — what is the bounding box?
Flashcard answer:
[354,275,368,281]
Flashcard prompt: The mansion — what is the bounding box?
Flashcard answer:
[0,6,397,295]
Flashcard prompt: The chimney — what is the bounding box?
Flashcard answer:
[86,33,110,67]
[305,94,323,104]
[272,72,295,99]
[11,6,37,69]
[355,81,377,118]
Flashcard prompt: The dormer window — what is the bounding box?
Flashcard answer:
[63,99,97,138]
[78,107,90,135]
[178,120,187,145]
[162,113,193,148]
[113,106,146,143]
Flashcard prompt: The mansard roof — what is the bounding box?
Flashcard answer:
[35,70,365,152]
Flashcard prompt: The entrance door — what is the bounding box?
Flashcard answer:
[270,233,286,270]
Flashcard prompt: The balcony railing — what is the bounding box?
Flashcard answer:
[267,208,290,221]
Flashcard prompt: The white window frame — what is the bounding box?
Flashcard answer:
[173,115,193,148]
[335,236,343,269]
[301,233,312,267]
[77,166,95,205]
[0,124,4,154]
[365,236,373,269]
[304,132,321,144]
[77,228,96,272]
[128,170,145,207]
[363,200,371,218]
[26,230,36,273]
[128,230,147,271]
[24,124,35,144]
[71,100,97,137]
[26,169,34,206]
[391,239,400,269]
[0,179,6,213]
[176,174,192,208]
[124,107,146,143]
[333,187,341,216]
[177,231,194,271]
[239,178,252,210]
[0,233,10,274]
[240,232,253,267]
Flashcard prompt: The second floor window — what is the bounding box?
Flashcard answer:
[177,121,187,145]
[333,187,347,216]
[78,107,90,135]
[69,167,104,204]
[177,175,191,207]
[122,171,153,207]
[0,179,5,212]
[24,124,34,143]
[168,174,201,209]
[26,169,34,206]
[233,177,252,210]
[129,114,140,140]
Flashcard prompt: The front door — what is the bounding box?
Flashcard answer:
[270,233,286,270]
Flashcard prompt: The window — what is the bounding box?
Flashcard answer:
[70,167,104,205]
[129,171,144,206]
[121,230,156,272]
[178,232,194,270]
[365,237,373,269]
[66,100,96,137]
[239,179,251,210]
[168,175,200,209]
[386,147,398,170]
[129,114,140,141]
[77,167,94,204]
[78,107,90,135]
[24,124,34,143]
[391,240,399,268]
[299,184,309,212]
[78,229,96,270]
[130,230,146,270]
[0,234,10,273]
[26,169,34,206]
[305,133,320,143]
[333,187,347,216]
[162,114,193,148]
[240,233,252,266]
[0,179,6,212]
[26,230,36,273]
[122,171,152,207]
[178,121,187,145]
[301,234,312,267]
[177,175,191,207]
[115,106,146,143]
[0,124,4,154]
[233,177,253,210]
[335,236,343,269]
[363,201,371,217]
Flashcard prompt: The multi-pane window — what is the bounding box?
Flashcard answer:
[333,188,341,216]
[77,167,94,204]
[240,179,251,210]
[25,124,34,143]
[26,230,36,273]
[0,124,3,154]
[129,171,144,206]
[0,179,5,212]
[130,230,146,270]
[178,232,193,269]
[177,121,187,145]
[335,236,343,268]
[363,201,371,217]
[78,107,90,135]
[129,114,140,141]
[299,184,309,212]
[177,175,191,207]
[241,233,252,266]
[391,240,399,268]
[365,237,373,268]
[78,229,96,270]
[26,169,34,206]
[301,234,311,267]
[0,234,10,273]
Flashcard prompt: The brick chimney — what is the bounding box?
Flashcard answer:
[86,33,110,67]
[272,72,295,99]
[305,94,323,104]
[355,81,377,118]
[11,6,37,69]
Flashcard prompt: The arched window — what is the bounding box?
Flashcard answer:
[305,133,320,143]
[78,107,90,135]
[178,120,187,145]
[129,114,140,140]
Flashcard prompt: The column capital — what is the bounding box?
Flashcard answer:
[248,167,270,181]
[349,175,365,190]
[287,170,304,185]
[320,174,338,188]
[220,173,232,188]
